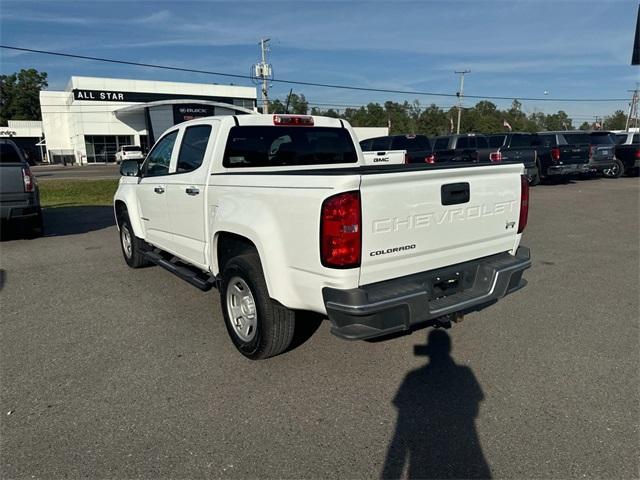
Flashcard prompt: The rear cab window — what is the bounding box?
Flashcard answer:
[390,135,432,152]
[510,134,533,148]
[123,146,142,152]
[588,133,614,145]
[562,133,589,145]
[488,135,506,148]
[0,143,23,163]
[433,137,449,150]
[223,126,357,168]
[370,137,391,151]
[476,136,488,148]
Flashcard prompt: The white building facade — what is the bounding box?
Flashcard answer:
[40,76,257,164]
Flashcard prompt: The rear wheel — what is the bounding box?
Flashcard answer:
[220,254,295,360]
[603,159,624,178]
[529,166,541,186]
[118,211,150,268]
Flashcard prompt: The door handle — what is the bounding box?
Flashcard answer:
[154,186,165,194]
[185,187,200,196]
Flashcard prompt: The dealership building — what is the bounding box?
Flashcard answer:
[34,76,257,164]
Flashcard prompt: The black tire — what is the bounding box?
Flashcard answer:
[26,208,44,238]
[220,253,295,360]
[529,165,541,186]
[603,159,624,178]
[118,211,149,268]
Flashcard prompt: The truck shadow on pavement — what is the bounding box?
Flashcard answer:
[43,206,115,237]
[381,329,492,479]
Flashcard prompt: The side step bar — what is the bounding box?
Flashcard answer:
[144,250,217,292]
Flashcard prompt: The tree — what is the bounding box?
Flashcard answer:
[579,121,592,130]
[604,110,627,130]
[0,69,48,126]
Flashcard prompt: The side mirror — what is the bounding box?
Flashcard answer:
[120,159,140,177]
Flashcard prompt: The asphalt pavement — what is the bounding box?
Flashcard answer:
[1,177,638,479]
[32,164,120,181]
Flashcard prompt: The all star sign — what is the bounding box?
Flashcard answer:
[73,89,126,101]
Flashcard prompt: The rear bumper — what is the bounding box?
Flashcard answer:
[547,163,588,176]
[586,159,616,172]
[323,246,532,340]
[0,195,40,221]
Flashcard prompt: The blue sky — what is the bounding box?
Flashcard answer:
[1,0,638,123]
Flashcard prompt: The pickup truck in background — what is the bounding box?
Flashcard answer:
[561,131,616,175]
[431,134,493,164]
[114,114,531,360]
[487,133,539,185]
[0,139,43,237]
[531,132,590,181]
[611,132,640,177]
[359,134,435,164]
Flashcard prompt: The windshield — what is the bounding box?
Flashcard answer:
[123,146,142,152]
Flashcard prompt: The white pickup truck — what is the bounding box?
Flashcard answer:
[114,114,531,359]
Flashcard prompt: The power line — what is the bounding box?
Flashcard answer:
[0,45,630,103]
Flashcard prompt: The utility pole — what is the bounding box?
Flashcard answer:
[254,38,272,114]
[625,84,639,131]
[455,70,470,134]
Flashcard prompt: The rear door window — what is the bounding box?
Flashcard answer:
[359,139,373,151]
[223,126,357,168]
[633,134,640,143]
[176,125,212,173]
[142,131,178,177]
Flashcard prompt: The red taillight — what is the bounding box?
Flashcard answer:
[425,153,436,164]
[320,191,361,268]
[22,166,35,192]
[489,151,502,162]
[518,175,529,234]
[635,149,640,159]
[551,147,561,162]
[273,114,314,126]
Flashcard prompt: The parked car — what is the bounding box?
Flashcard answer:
[431,134,493,164]
[530,132,590,181]
[114,114,531,359]
[359,134,435,164]
[610,132,640,177]
[115,145,144,164]
[560,131,616,175]
[0,139,43,237]
[487,133,539,185]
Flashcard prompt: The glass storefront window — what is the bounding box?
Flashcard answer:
[84,135,134,162]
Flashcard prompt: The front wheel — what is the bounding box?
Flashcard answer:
[118,211,150,268]
[603,159,624,178]
[220,254,295,360]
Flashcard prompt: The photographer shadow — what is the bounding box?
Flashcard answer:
[382,329,491,479]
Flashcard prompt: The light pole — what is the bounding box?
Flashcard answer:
[455,70,470,134]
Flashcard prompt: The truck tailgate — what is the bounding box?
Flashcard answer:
[359,163,523,286]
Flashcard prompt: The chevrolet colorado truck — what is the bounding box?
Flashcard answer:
[114,114,531,359]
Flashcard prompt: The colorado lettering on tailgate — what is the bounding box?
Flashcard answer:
[372,201,517,234]
[370,244,416,257]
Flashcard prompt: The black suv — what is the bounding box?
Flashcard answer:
[359,134,434,163]
[561,131,616,174]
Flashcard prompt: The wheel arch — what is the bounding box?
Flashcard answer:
[113,199,144,238]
